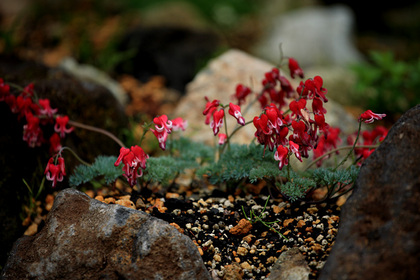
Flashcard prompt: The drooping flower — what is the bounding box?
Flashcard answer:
[171,117,188,131]
[0,78,10,101]
[218,133,227,145]
[274,145,289,170]
[289,98,307,119]
[150,128,169,150]
[359,110,386,124]
[233,84,252,105]
[289,140,302,162]
[210,109,224,136]
[44,156,66,188]
[203,98,220,116]
[49,133,62,154]
[38,99,58,121]
[288,57,304,79]
[228,103,245,126]
[23,112,43,147]
[54,115,74,138]
[153,115,173,134]
[114,145,149,187]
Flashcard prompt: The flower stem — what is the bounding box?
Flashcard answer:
[59,146,91,166]
[333,121,363,171]
[304,144,378,171]
[67,120,125,148]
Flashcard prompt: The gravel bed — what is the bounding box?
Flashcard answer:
[94,182,343,280]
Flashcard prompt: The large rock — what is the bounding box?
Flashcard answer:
[252,5,363,68]
[174,49,356,146]
[319,104,420,279]
[2,188,211,280]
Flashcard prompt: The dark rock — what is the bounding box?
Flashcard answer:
[319,104,420,280]
[2,188,211,280]
[115,26,221,93]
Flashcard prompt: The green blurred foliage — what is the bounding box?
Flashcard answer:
[351,51,420,120]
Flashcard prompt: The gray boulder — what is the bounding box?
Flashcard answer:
[319,104,420,279]
[2,188,210,280]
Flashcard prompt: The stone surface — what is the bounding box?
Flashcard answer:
[319,104,420,280]
[267,247,310,280]
[252,5,363,68]
[2,188,211,280]
[174,49,356,146]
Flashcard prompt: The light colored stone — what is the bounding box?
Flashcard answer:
[252,5,364,68]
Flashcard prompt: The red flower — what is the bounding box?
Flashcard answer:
[288,58,304,79]
[44,156,66,188]
[23,112,43,147]
[153,115,173,134]
[359,110,386,124]
[0,78,10,101]
[54,115,74,138]
[228,103,245,126]
[289,98,307,119]
[38,99,58,121]
[150,128,169,150]
[312,97,326,115]
[49,133,62,154]
[218,133,227,145]
[203,98,220,116]
[289,140,302,162]
[114,145,149,187]
[298,76,328,102]
[233,84,252,105]
[274,145,289,170]
[210,109,224,136]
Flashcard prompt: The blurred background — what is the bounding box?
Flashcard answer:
[1,0,419,121]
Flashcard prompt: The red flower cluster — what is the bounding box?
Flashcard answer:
[1,78,75,188]
[0,78,73,150]
[114,145,149,187]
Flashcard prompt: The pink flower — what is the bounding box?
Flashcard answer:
[210,109,224,136]
[288,58,304,79]
[38,99,58,121]
[359,110,386,124]
[153,115,172,134]
[23,112,43,147]
[171,117,188,131]
[274,145,289,170]
[44,156,66,188]
[54,115,74,138]
[228,103,245,125]
[114,145,149,187]
[218,133,227,145]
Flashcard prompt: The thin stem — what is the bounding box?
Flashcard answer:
[59,146,91,166]
[68,120,125,148]
[222,109,230,151]
[303,144,379,171]
[333,121,363,171]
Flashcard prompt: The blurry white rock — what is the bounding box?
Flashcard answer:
[174,49,356,147]
[252,5,364,68]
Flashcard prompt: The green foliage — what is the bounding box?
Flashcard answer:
[69,156,122,187]
[277,177,316,202]
[351,51,420,118]
[197,143,282,184]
